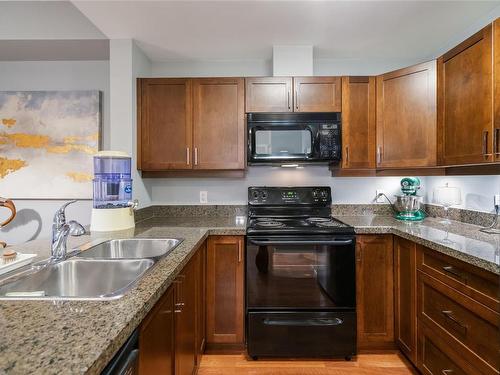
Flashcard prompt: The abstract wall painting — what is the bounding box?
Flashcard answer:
[0,90,101,199]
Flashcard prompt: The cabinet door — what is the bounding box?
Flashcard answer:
[206,236,244,345]
[356,235,394,349]
[175,259,197,375]
[245,77,293,112]
[193,78,245,170]
[139,286,175,375]
[394,237,417,364]
[494,20,500,162]
[195,242,207,365]
[341,76,376,169]
[376,61,437,168]
[438,24,493,165]
[138,78,192,170]
[294,77,341,112]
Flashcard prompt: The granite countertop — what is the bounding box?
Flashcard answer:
[336,215,500,274]
[0,213,498,375]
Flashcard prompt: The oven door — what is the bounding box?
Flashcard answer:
[248,124,319,163]
[246,235,356,310]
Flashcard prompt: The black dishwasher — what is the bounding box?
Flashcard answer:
[101,330,139,375]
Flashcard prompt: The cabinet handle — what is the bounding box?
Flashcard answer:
[175,302,185,307]
[442,370,454,375]
[345,146,349,164]
[376,146,382,164]
[194,147,198,165]
[494,128,500,156]
[295,90,299,111]
[287,91,291,111]
[356,249,362,263]
[482,130,491,156]
[186,147,190,165]
[441,310,468,335]
[238,240,242,263]
[442,265,465,282]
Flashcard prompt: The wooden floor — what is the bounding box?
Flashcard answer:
[198,351,419,374]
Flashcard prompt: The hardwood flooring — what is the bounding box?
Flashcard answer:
[198,351,418,374]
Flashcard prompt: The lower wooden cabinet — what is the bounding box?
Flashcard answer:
[195,242,207,364]
[356,235,395,349]
[206,235,245,346]
[394,237,417,363]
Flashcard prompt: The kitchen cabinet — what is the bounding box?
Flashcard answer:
[356,235,394,349]
[245,76,341,113]
[245,77,293,112]
[138,77,245,172]
[206,236,245,347]
[394,237,417,364]
[193,78,245,170]
[138,78,192,170]
[294,76,341,112]
[376,61,437,168]
[341,76,376,169]
[438,24,493,165]
[494,19,500,162]
[175,253,198,375]
[139,286,175,375]
[195,242,206,365]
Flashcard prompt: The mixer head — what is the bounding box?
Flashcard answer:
[400,177,421,196]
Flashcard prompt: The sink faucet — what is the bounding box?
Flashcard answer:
[51,201,86,261]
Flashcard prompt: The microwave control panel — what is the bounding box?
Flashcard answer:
[318,123,340,159]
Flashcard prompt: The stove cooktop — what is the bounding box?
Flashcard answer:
[246,216,355,235]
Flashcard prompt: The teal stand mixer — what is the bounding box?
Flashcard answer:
[378,177,426,221]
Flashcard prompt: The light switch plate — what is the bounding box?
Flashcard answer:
[200,191,208,204]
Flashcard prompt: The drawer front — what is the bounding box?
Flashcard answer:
[418,272,500,374]
[418,323,475,375]
[417,246,499,312]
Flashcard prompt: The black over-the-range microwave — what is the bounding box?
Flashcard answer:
[247,112,342,165]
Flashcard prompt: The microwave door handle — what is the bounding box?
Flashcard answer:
[249,239,353,246]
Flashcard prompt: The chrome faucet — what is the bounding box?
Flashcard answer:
[51,200,86,261]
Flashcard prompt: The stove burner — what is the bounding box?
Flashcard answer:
[256,221,285,228]
[306,217,332,223]
[315,220,344,228]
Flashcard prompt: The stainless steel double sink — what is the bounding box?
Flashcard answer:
[0,238,182,301]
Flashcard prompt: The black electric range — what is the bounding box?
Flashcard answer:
[245,186,357,360]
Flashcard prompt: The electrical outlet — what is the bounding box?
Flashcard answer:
[376,190,385,203]
[200,191,208,204]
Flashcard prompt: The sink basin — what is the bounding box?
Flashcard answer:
[0,258,154,300]
[77,238,182,260]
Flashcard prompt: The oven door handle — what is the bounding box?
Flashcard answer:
[249,239,353,246]
[263,317,344,327]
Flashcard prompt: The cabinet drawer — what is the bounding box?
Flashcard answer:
[418,322,478,375]
[417,246,499,312]
[418,272,500,374]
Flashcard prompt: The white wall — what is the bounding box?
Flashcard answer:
[109,39,152,209]
[0,60,110,245]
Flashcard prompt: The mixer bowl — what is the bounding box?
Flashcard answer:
[393,195,423,213]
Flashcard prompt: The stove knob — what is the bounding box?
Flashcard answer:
[261,191,268,199]
[252,190,260,200]
[320,190,328,199]
[312,190,319,198]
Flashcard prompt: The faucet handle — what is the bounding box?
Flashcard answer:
[68,220,86,236]
[53,200,77,227]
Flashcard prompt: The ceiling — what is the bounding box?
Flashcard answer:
[73,1,500,62]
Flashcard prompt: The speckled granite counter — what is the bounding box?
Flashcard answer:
[336,215,500,275]
[0,216,245,375]
[0,213,498,375]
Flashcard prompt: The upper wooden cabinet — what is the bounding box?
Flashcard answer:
[438,24,494,165]
[245,77,293,112]
[376,61,437,168]
[245,76,341,113]
[294,77,341,112]
[494,20,500,162]
[341,76,376,169]
[138,77,245,172]
[138,78,192,170]
[193,78,245,170]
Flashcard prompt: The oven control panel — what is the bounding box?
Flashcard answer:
[248,187,331,205]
